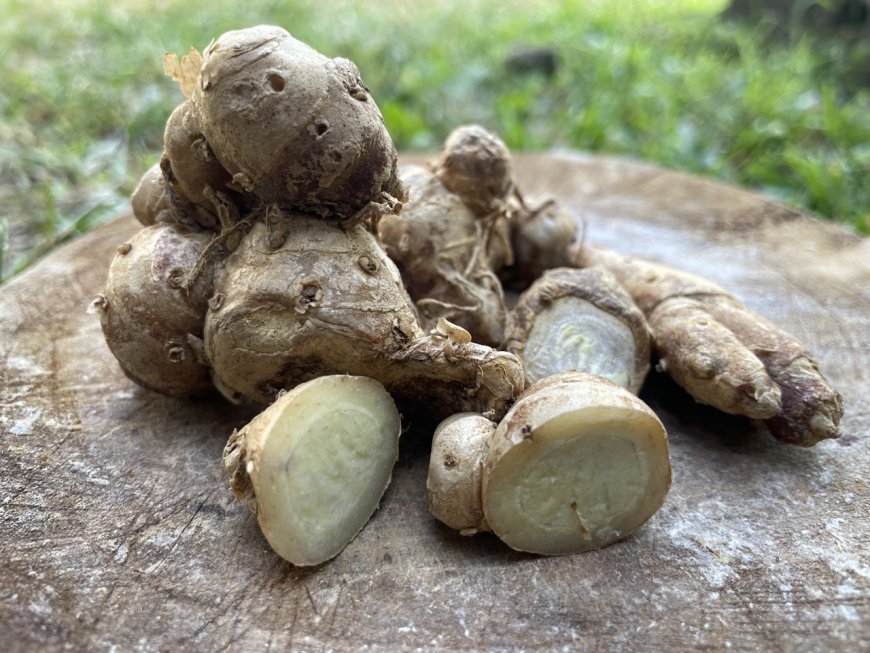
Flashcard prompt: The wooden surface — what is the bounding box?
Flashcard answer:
[2,153,869,652]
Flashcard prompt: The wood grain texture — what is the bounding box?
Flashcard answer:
[2,153,868,652]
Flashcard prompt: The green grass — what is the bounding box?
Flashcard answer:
[1,0,868,281]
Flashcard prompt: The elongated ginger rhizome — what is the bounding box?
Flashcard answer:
[378,126,517,347]
[573,245,844,446]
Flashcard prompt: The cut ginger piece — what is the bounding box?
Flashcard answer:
[504,267,651,393]
[222,375,401,566]
[427,371,671,555]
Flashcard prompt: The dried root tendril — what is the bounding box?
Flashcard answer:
[463,207,511,276]
[177,184,254,293]
[343,191,404,232]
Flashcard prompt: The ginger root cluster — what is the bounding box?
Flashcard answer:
[97,25,843,566]
[99,26,523,420]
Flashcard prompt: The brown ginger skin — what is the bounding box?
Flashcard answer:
[105,30,525,419]
[204,210,523,419]
[426,413,493,535]
[378,126,519,346]
[573,244,844,446]
[433,125,514,217]
[432,125,514,271]
[504,267,651,393]
[130,163,172,227]
[379,165,509,346]
[503,196,578,289]
[97,223,214,396]
[189,25,404,219]
[161,99,240,231]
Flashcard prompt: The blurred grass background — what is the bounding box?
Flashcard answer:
[1,0,868,282]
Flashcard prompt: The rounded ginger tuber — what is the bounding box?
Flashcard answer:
[190,25,404,219]
[160,99,239,231]
[97,223,214,396]
[427,371,672,554]
[204,210,523,419]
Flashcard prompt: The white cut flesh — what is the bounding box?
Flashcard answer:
[250,375,400,566]
[522,297,637,387]
[485,398,670,555]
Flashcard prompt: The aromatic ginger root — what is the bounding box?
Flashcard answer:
[130,163,172,227]
[160,99,243,231]
[378,164,509,346]
[379,125,580,345]
[190,25,404,219]
[101,27,525,420]
[426,371,672,554]
[222,375,401,566]
[501,196,578,289]
[573,244,844,446]
[504,267,652,392]
[102,21,847,571]
[96,223,213,396]
[378,126,515,346]
[426,413,492,534]
[204,211,523,418]
[435,125,514,218]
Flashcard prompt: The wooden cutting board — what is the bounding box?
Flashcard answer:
[2,154,868,652]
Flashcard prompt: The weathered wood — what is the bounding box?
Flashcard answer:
[2,154,868,652]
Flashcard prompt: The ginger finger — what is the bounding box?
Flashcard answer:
[130,163,172,227]
[426,413,492,535]
[650,297,781,419]
[190,26,403,219]
[574,244,843,446]
[378,126,516,346]
[702,294,843,445]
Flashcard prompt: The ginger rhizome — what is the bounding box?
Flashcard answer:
[191,26,404,219]
[204,212,523,418]
[223,375,401,566]
[99,21,846,569]
[99,26,524,420]
[378,126,516,346]
[426,371,672,554]
[504,267,651,393]
[501,195,578,290]
[573,245,844,446]
[130,163,172,227]
[379,125,579,348]
[97,223,213,396]
[97,27,531,565]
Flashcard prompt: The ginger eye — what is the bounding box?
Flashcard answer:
[267,73,285,92]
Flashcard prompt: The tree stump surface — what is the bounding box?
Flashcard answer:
[2,153,868,652]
